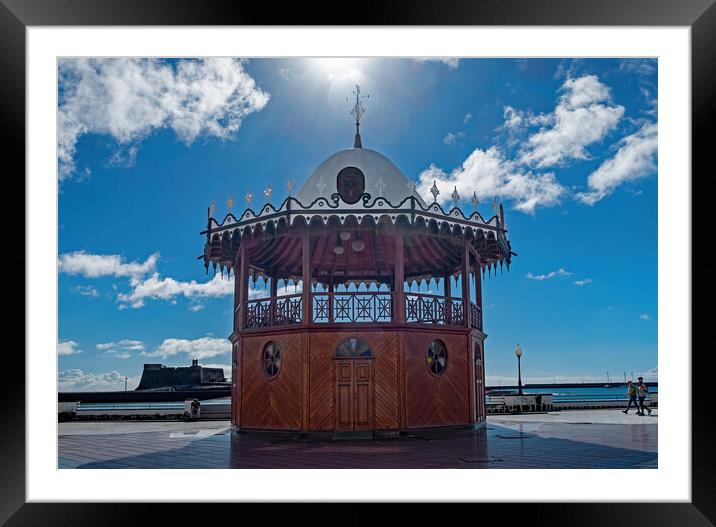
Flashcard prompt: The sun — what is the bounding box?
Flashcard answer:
[306,58,370,85]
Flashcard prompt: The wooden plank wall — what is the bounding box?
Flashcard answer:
[240,328,475,431]
[240,332,303,430]
[405,331,470,428]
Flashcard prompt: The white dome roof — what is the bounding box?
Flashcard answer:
[296,148,426,207]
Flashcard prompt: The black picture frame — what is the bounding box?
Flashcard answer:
[3,0,711,524]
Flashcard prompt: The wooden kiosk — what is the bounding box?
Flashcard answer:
[200,95,514,434]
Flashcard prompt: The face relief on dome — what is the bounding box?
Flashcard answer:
[336,166,365,204]
[297,148,427,207]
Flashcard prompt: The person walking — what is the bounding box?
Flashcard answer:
[637,376,652,416]
[622,380,640,414]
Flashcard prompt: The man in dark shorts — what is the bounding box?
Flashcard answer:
[637,376,652,415]
[622,380,639,414]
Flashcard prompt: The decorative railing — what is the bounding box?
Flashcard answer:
[312,292,393,324]
[405,293,464,326]
[241,293,481,329]
[245,294,303,329]
[470,302,483,331]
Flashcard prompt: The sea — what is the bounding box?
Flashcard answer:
[76,385,657,411]
[486,385,657,404]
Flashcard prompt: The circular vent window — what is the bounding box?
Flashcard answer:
[263,341,281,378]
[427,340,447,376]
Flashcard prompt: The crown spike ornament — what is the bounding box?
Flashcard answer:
[431,181,440,203]
[471,191,479,212]
[451,186,460,208]
[245,192,253,209]
[227,197,234,211]
[264,184,273,203]
[286,178,295,196]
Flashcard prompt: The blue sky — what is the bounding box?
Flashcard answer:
[57,57,657,390]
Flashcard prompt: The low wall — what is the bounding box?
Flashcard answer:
[65,403,231,421]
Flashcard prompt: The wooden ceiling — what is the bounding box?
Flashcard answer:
[204,218,509,284]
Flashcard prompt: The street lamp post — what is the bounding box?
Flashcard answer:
[124,376,128,392]
[515,344,523,395]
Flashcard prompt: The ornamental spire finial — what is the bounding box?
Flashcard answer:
[451,186,460,208]
[348,84,369,148]
[431,181,440,203]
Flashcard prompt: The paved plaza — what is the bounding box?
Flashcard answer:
[58,410,657,469]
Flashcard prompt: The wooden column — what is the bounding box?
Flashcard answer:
[302,230,311,326]
[395,227,407,430]
[301,229,311,432]
[235,239,250,428]
[236,239,250,331]
[444,271,452,323]
[328,280,334,324]
[270,273,277,298]
[461,240,471,328]
[474,250,483,309]
[394,228,405,324]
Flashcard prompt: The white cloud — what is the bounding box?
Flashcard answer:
[639,313,651,320]
[58,340,82,356]
[501,106,552,131]
[526,267,571,281]
[70,284,99,298]
[58,369,138,391]
[249,281,302,299]
[463,113,473,124]
[576,122,657,205]
[118,272,233,309]
[619,58,657,77]
[97,339,145,359]
[573,278,593,286]
[413,58,460,69]
[417,147,566,214]
[143,337,231,360]
[59,250,235,309]
[58,58,270,179]
[519,75,624,168]
[443,131,465,145]
[58,251,158,278]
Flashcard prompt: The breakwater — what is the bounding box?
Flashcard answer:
[58,388,230,404]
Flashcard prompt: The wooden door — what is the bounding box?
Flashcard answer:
[475,344,484,422]
[334,359,373,431]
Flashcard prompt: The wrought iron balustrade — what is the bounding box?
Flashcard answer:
[242,292,478,329]
[245,294,303,329]
[470,302,483,330]
[405,293,465,326]
[312,292,393,324]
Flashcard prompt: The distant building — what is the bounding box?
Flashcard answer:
[136,359,228,391]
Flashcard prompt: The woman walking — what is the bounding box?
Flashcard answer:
[622,380,640,414]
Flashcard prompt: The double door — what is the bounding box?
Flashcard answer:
[334,359,373,431]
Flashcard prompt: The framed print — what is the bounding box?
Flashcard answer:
[3,0,712,523]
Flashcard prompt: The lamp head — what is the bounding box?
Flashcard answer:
[515,344,523,358]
